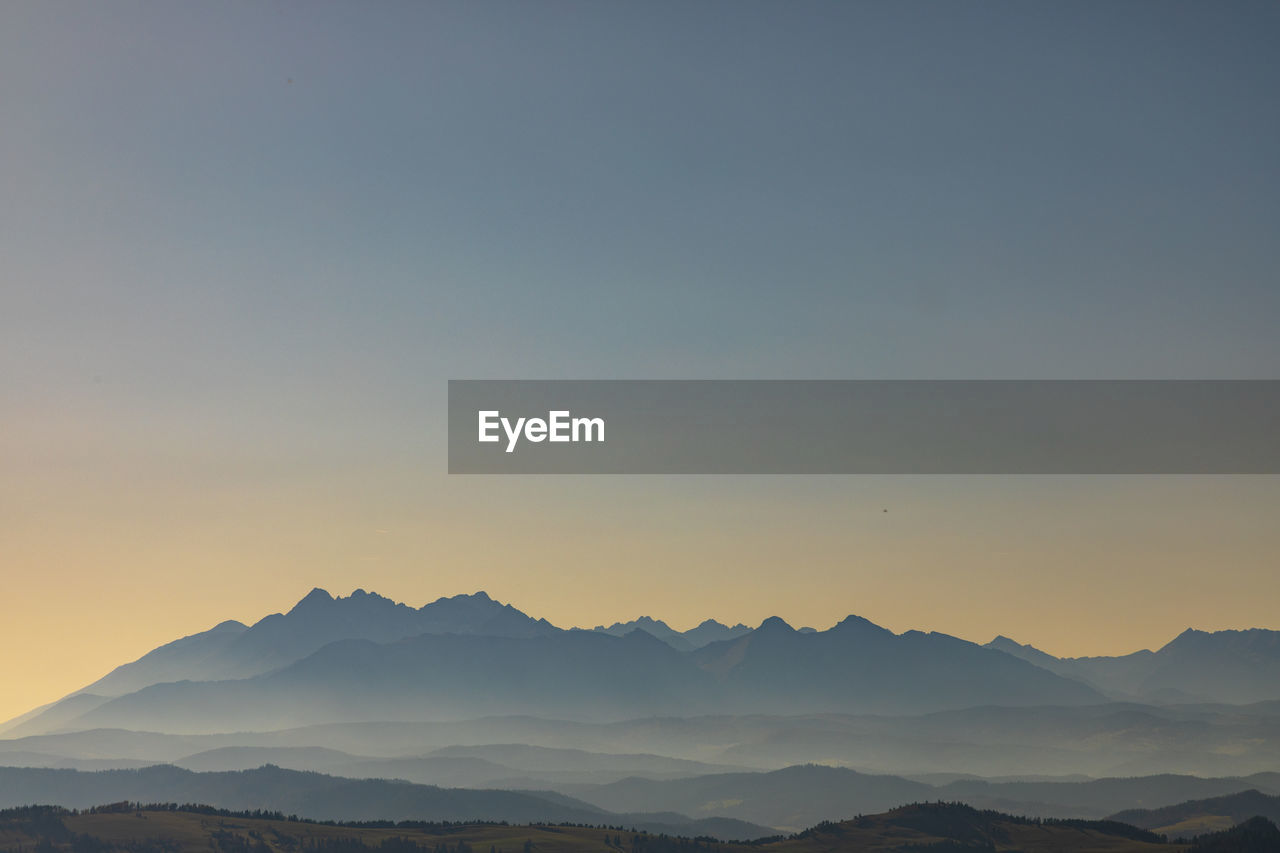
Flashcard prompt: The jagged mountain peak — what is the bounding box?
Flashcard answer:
[1159,627,1280,660]
[45,587,557,722]
[431,590,494,604]
[282,588,517,623]
[830,614,893,636]
[348,588,396,603]
[23,589,1280,738]
[289,587,335,612]
[756,616,794,633]
[596,615,675,631]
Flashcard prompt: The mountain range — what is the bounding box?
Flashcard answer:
[5,588,1120,736]
[591,616,756,651]
[4,588,1280,740]
[987,629,1280,704]
[77,589,559,699]
[3,586,1279,835]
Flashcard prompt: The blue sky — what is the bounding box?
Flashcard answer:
[5,1,1277,393]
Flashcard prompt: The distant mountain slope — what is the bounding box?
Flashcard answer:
[0,693,112,739]
[691,614,1103,714]
[7,590,560,736]
[1142,630,1280,704]
[172,743,745,787]
[0,764,608,823]
[0,765,776,838]
[943,774,1280,820]
[84,590,558,698]
[425,744,746,781]
[683,619,754,648]
[7,704,1280,780]
[0,700,58,737]
[80,618,250,698]
[174,745,366,773]
[592,618,696,651]
[988,635,1080,670]
[568,764,1280,828]
[0,750,153,771]
[8,758,1280,842]
[567,764,933,831]
[1111,790,1280,835]
[65,630,715,732]
[986,628,1280,703]
[593,618,753,651]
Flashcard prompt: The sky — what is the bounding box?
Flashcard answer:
[1,1,1278,722]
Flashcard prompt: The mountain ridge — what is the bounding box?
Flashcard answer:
[9,587,1280,738]
[0,763,774,837]
[985,627,1280,704]
[20,614,1105,734]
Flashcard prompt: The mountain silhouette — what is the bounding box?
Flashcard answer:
[67,590,556,700]
[566,764,934,831]
[986,628,1280,703]
[691,614,1102,714]
[24,601,1106,733]
[593,617,753,650]
[1110,789,1280,834]
[11,588,1280,741]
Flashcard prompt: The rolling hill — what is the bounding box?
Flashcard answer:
[0,801,1182,852]
[0,765,770,837]
[1111,790,1280,838]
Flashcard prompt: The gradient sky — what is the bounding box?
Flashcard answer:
[2,1,1278,722]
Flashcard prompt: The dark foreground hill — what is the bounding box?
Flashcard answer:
[0,801,1181,852]
[1187,816,1280,852]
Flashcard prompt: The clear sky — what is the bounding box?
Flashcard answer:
[2,1,1278,722]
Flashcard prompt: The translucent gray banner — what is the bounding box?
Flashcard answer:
[447,380,1280,474]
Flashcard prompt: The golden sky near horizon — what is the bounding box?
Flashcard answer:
[4,469,1278,724]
